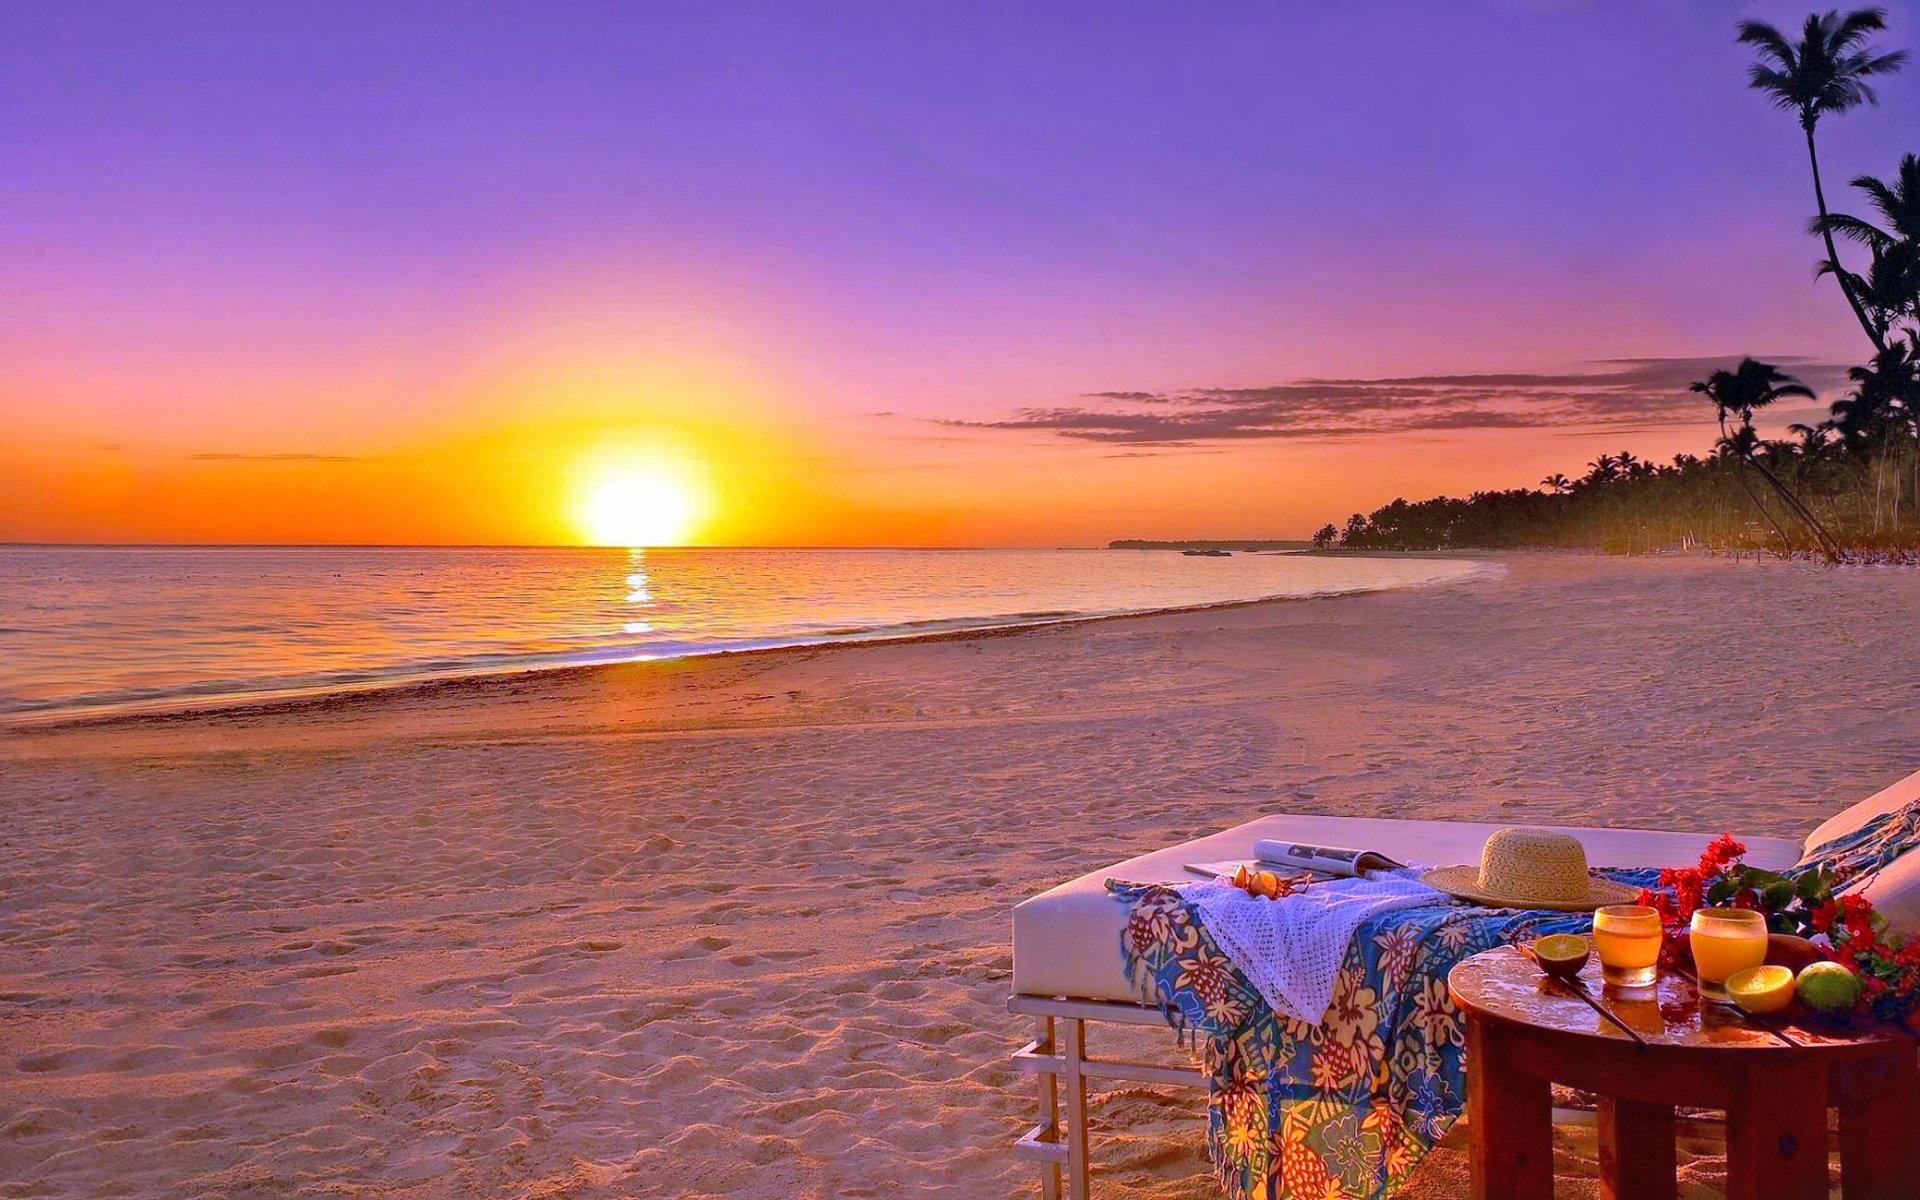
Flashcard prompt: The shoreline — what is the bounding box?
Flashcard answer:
[1,557,1496,734]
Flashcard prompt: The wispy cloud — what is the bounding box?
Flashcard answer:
[187,452,369,463]
[943,357,1849,446]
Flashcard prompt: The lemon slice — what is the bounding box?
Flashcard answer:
[1531,934,1591,977]
[1726,964,1796,1014]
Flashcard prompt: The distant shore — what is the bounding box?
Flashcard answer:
[1106,539,1315,551]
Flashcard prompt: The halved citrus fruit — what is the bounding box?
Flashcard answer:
[1532,934,1590,977]
[1726,964,1796,1015]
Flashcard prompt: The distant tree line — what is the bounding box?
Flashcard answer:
[1323,10,1920,560]
[1109,539,1314,551]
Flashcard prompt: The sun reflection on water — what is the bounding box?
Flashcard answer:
[622,551,654,635]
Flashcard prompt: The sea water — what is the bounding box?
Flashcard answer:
[0,545,1491,720]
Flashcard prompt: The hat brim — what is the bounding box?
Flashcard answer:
[1420,864,1639,912]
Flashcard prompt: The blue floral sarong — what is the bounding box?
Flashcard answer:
[1111,794,1920,1200]
[1112,873,1650,1199]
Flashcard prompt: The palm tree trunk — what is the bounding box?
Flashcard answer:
[1736,461,1794,553]
[1750,452,1841,558]
[1806,126,1887,354]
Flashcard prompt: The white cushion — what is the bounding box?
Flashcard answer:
[1011,814,1803,1003]
[1801,767,1920,860]
[1852,854,1920,934]
[1800,768,1920,934]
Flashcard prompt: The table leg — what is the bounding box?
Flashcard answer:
[1598,1096,1676,1200]
[1726,1060,1828,1200]
[1466,1018,1552,1200]
[1837,1051,1920,1200]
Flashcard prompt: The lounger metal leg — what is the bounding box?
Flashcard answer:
[1063,1017,1089,1200]
[1008,995,1208,1198]
[1036,1016,1061,1200]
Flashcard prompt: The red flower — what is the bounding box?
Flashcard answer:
[1811,901,1841,935]
[1703,835,1747,870]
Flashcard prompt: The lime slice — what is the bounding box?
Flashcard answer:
[1726,964,1796,1014]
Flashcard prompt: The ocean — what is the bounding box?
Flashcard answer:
[0,545,1489,720]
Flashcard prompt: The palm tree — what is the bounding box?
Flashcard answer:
[1827,348,1908,456]
[1540,472,1572,494]
[1692,359,1841,555]
[1739,8,1907,351]
[1817,240,1920,338]
[1615,450,1657,480]
[1710,424,1795,549]
[1789,420,1834,456]
[1814,152,1920,250]
[1828,337,1920,530]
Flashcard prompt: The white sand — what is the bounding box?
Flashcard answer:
[4,552,1918,1198]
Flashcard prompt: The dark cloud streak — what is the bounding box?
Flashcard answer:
[943,356,1849,446]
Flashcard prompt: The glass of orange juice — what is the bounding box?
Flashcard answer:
[1689,907,1768,1002]
[1592,904,1662,988]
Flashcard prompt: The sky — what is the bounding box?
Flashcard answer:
[4,0,1919,546]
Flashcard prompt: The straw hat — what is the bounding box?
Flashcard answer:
[1421,828,1638,911]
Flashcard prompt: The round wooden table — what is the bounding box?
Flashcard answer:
[1447,945,1919,1200]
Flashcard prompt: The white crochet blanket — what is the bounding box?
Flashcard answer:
[1186,870,1447,1024]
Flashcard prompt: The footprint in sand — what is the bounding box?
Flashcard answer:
[295,964,357,980]
[695,901,750,925]
[724,949,818,967]
[664,936,732,960]
[17,1049,79,1074]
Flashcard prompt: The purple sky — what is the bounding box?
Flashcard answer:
[5,1,1919,543]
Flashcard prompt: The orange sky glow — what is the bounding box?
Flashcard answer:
[4,3,1911,547]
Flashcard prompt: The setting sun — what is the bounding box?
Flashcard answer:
[573,450,711,546]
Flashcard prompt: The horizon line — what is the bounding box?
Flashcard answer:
[0,540,1140,552]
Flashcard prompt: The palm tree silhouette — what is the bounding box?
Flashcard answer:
[1815,155,1920,525]
[1816,241,1920,340]
[1788,421,1833,454]
[1829,337,1920,478]
[1814,152,1920,250]
[1739,8,1907,351]
[1540,473,1572,494]
[1693,359,1840,555]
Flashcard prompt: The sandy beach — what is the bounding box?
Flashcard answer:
[5,552,1920,1199]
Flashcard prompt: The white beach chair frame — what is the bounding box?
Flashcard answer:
[1008,995,1206,1200]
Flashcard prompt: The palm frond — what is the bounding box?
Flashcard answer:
[1735,20,1796,66]
[1813,256,1856,282]
[1810,211,1894,246]
[1848,47,1909,78]
[1830,7,1891,53]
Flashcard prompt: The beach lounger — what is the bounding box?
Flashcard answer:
[1007,768,1920,1199]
